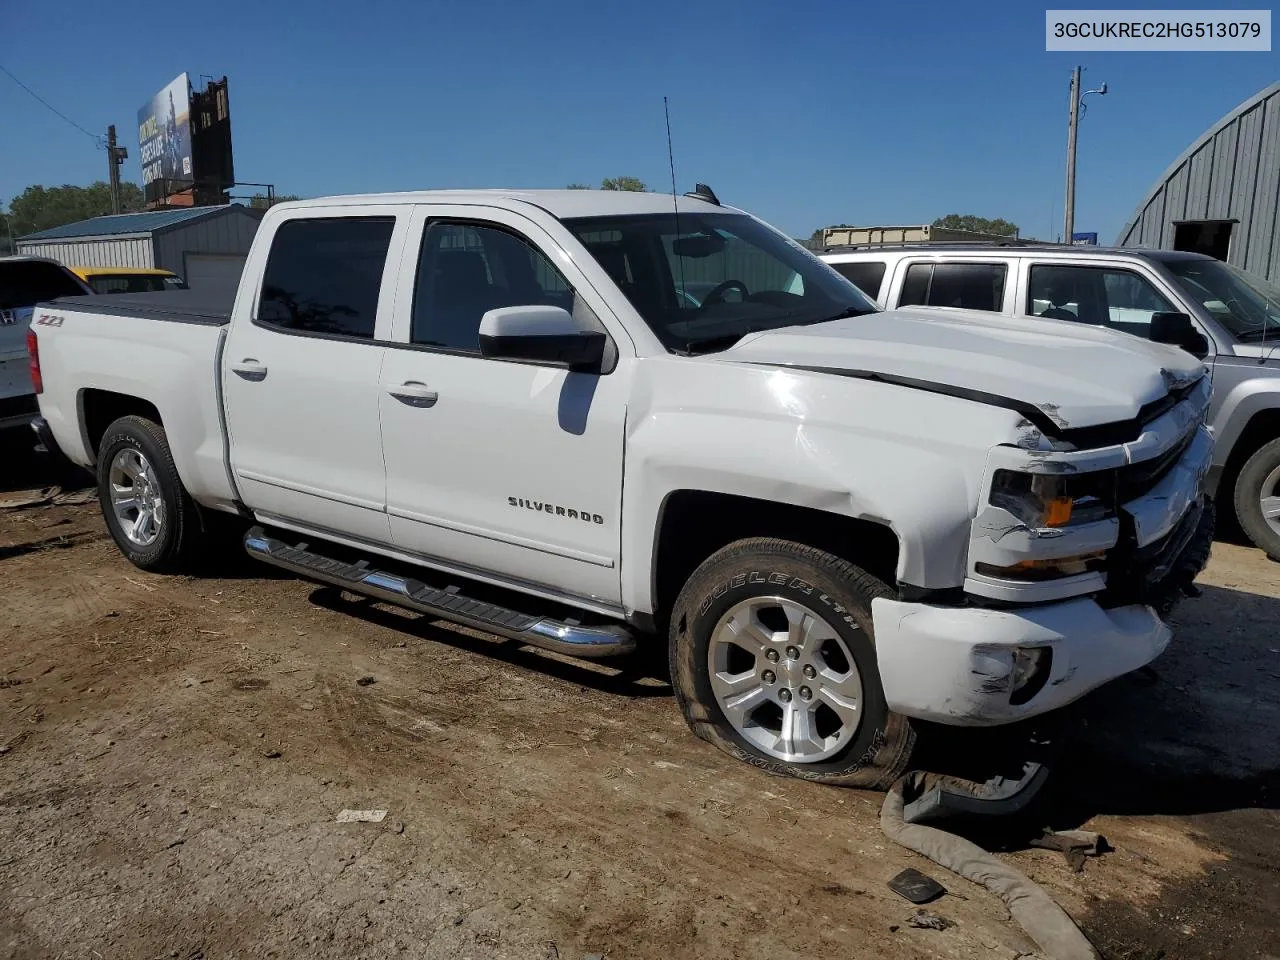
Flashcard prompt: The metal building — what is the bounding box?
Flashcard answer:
[16,205,262,293]
[1118,82,1280,283]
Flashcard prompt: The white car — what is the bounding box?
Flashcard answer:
[28,188,1213,787]
[0,256,90,432]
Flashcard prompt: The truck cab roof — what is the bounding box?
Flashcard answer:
[274,189,731,220]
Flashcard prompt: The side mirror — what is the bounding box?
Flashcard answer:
[478,305,607,372]
[1149,311,1209,358]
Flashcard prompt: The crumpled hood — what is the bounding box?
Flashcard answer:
[714,307,1207,429]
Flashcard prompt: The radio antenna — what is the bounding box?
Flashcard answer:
[664,96,689,342]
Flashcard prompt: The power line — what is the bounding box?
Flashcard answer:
[0,62,104,147]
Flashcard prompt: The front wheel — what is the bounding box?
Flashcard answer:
[1234,437,1280,561]
[97,415,203,572]
[668,537,916,788]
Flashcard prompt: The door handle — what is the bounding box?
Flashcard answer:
[387,381,438,407]
[231,359,268,381]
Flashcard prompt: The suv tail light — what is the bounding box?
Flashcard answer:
[26,329,42,394]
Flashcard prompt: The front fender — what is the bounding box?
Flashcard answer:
[1210,372,1280,468]
[619,362,1019,615]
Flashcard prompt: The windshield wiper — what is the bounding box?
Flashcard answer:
[815,305,876,323]
[1235,323,1280,342]
[678,306,875,355]
[680,327,765,354]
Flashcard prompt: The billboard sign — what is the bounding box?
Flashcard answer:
[138,73,193,201]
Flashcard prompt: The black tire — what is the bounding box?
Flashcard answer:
[1234,437,1280,561]
[97,415,203,572]
[668,537,916,789]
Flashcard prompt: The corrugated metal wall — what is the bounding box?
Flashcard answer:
[1118,83,1280,282]
[14,237,153,268]
[153,208,260,276]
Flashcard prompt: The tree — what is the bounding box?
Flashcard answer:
[248,193,303,209]
[600,176,646,192]
[567,177,647,191]
[4,182,145,237]
[931,214,1018,237]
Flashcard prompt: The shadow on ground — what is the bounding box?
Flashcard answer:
[307,585,673,697]
[1049,583,1280,959]
[0,431,88,495]
[917,582,1280,960]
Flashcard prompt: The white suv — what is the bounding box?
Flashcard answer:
[820,243,1280,559]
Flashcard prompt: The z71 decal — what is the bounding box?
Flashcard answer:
[35,313,65,327]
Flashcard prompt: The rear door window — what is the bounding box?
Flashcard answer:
[829,261,887,300]
[257,217,395,339]
[898,262,1007,312]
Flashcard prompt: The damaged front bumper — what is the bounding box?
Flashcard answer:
[871,495,1214,726]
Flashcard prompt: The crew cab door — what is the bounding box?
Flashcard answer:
[222,208,410,542]
[1015,258,1215,360]
[378,205,630,609]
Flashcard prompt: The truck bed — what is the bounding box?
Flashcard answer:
[43,289,233,326]
[31,294,238,510]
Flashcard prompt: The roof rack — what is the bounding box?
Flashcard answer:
[818,240,1070,253]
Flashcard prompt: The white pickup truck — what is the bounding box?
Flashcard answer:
[29,187,1214,788]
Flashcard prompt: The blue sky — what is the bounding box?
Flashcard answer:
[1,0,1274,242]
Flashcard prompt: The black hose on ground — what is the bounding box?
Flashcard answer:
[880,772,1100,960]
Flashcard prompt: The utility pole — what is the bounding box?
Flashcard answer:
[1062,66,1107,245]
[1063,66,1080,244]
[106,125,129,214]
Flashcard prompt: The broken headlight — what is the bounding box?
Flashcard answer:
[975,551,1107,581]
[988,469,1115,529]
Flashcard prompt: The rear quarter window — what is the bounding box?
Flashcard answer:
[829,260,887,300]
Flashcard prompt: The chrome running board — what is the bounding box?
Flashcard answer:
[244,526,635,659]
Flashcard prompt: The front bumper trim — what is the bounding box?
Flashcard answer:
[870,595,1171,726]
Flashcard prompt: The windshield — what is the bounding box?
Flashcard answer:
[1163,258,1280,340]
[0,261,87,310]
[561,212,878,352]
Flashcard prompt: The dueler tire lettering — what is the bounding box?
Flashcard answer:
[669,537,916,790]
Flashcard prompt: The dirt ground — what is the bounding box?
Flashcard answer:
[1,444,1278,960]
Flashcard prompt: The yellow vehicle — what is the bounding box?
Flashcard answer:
[70,266,189,295]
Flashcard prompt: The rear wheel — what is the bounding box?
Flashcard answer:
[669,537,916,788]
[1234,437,1280,561]
[97,415,203,572]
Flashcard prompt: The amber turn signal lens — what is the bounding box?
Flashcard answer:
[1043,497,1073,527]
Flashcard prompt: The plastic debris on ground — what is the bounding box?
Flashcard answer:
[888,867,947,904]
[906,909,954,931]
[336,809,388,823]
[1029,828,1108,872]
